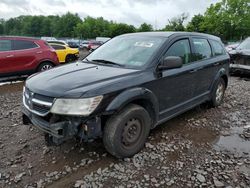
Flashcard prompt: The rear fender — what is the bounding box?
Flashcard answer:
[210,67,228,92]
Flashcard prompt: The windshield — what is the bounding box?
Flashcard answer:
[237,38,250,50]
[85,35,165,69]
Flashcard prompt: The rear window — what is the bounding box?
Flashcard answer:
[13,40,38,50]
[210,40,225,56]
[0,40,11,51]
[193,38,212,61]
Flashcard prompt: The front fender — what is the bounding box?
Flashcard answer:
[105,87,159,121]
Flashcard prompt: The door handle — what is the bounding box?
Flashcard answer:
[189,67,203,73]
[189,69,198,73]
[6,55,14,58]
[213,62,220,66]
[36,51,42,54]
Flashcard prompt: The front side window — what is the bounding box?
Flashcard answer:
[86,36,165,69]
[210,40,225,56]
[0,40,11,52]
[193,38,212,60]
[12,40,38,50]
[165,39,191,64]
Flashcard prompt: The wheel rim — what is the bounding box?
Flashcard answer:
[215,82,224,103]
[41,64,52,71]
[122,118,142,148]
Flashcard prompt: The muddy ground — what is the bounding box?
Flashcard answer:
[0,76,249,188]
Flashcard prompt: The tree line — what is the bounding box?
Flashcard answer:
[0,0,249,41]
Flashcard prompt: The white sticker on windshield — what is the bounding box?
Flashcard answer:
[134,42,154,48]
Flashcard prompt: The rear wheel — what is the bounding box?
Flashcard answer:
[65,55,76,63]
[103,104,151,158]
[210,78,226,107]
[38,62,54,72]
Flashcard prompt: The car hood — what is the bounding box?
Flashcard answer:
[25,62,141,98]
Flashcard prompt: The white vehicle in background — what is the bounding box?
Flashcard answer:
[41,37,57,41]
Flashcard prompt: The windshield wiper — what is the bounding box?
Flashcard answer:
[83,58,90,62]
[91,59,124,67]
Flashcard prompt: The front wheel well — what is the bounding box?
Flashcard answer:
[102,99,157,129]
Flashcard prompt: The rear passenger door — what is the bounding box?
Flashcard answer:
[190,37,224,97]
[11,40,39,73]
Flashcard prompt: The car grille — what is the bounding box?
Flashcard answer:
[23,87,54,116]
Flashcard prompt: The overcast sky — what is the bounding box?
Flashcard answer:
[0,0,220,28]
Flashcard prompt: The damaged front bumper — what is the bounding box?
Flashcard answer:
[22,106,102,145]
[230,64,250,74]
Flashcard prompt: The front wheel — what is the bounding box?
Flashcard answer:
[210,78,226,107]
[103,104,151,158]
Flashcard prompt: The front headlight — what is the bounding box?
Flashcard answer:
[50,96,103,116]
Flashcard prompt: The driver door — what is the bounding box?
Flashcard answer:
[153,37,198,120]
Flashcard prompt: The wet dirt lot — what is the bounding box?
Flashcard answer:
[0,76,249,188]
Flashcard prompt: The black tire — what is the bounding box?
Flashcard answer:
[37,62,54,72]
[210,78,226,107]
[103,104,151,158]
[65,55,76,63]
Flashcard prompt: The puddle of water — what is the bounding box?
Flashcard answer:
[214,127,250,155]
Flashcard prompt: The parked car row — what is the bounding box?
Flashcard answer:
[0,36,60,78]
[0,36,81,79]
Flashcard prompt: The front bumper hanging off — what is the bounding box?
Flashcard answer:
[22,106,102,145]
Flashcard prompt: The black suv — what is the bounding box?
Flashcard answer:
[22,32,229,158]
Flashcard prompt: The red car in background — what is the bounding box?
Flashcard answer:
[0,36,59,78]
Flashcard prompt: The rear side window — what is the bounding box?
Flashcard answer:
[48,41,65,45]
[193,38,212,60]
[210,40,225,56]
[0,40,12,51]
[165,39,192,64]
[51,45,66,50]
[13,40,38,50]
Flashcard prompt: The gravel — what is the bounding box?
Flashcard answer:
[0,76,249,188]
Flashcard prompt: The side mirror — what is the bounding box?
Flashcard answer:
[158,56,183,70]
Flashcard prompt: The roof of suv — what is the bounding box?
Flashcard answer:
[121,32,220,40]
[0,36,41,41]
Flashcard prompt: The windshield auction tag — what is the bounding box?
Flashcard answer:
[134,42,154,48]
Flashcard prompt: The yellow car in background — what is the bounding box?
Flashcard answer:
[49,43,79,63]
